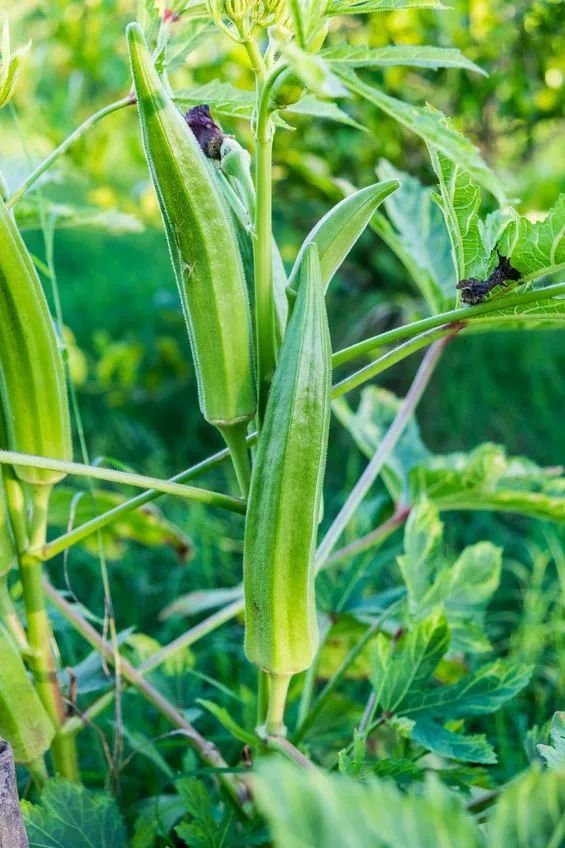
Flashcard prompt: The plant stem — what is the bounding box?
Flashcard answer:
[257,669,270,726]
[332,282,565,367]
[265,673,291,736]
[0,452,246,518]
[332,324,462,399]
[43,579,251,809]
[292,600,402,744]
[6,97,133,208]
[63,595,246,733]
[0,578,29,654]
[323,505,411,567]
[316,335,453,568]
[218,423,251,497]
[19,486,79,780]
[41,437,257,561]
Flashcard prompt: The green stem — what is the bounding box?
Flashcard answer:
[27,756,49,789]
[265,673,291,736]
[6,97,133,208]
[0,578,29,654]
[0,452,246,518]
[41,437,257,561]
[44,579,250,809]
[218,423,252,497]
[62,596,245,734]
[257,669,270,726]
[19,486,79,780]
[317,335,453,568]
[252,63,287,421]
[331,283,565,367]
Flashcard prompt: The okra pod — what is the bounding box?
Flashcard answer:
[0,199,71,486]
[244,244,331,728]
[127,24,255,450]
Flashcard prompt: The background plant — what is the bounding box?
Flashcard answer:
[0,0,563,845]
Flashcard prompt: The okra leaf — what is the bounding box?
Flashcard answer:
[399,659,532,719]
[374,160,455,311]
[411,718,497,764]
[196,699,256,746]
[283,43,347,98]
[338,69,505,202]
[175,778,266,848]
[286,94,364,129]
[323,44,485,75]
[327,0,448,16]
[498,193,565,283]
[371,611,450,713]
[254,761,483,848]
[398,500,501,652]
[288,179,399,293]
[537,713,565,770]
[428,145,493,281]
[15,201,144,233]
[487,767,565,848]
[332,385,429,502]
[48,487,193,561]
[176,81,255,119]
[23,779,127,848]
[132,795,186,848]
[160,585,243,620]
[410,443,565,523]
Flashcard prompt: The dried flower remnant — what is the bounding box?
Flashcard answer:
[457,253,521,305]
[185,105,229,160]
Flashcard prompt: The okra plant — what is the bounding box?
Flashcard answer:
[0,1,564,843]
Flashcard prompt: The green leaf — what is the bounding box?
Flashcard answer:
[15,201,144,233]
[499,194,565,283]
[428,146,492,280]
[175,81,255,119]
[400,659,532,719]
[23,779,127,847]
[323,44,485,75]
[327,0,448,16]
[132,795,185,848]
[538,713,565,770]
[397,500,444,612]
[288,180,399,294]
[283,43,347,98]
[338,69,505,202]
[286,94,364,129]
[398,501,502,652]
[175,778,238,848]
[160,585,243,620]
[196,699,256,746]
[48,487,193,561]
[332,385,429,501]
[410,442,565,523]
[374,160,455,311]
[371,611,450,713]
[487,766,565,847]
[254,760,483,848]
[411,718,496,764]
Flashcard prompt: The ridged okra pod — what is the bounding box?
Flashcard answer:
[244,244,331,731]
[0,198,71,486]
[127,24,255,478]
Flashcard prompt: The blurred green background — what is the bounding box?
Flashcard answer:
[1,0,564,810]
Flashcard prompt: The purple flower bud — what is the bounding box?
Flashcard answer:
[185,105,227,160]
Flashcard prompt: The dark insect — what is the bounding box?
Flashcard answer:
[184,104,227,160]
[456,252,521,305]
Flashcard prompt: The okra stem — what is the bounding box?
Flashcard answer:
[6,97,133,208]
[265,673,292,736]
[0,452,246,516]
[44,579,250,809]
[218,423,251,497]
[332,282,565,367]
[19,486,79,780]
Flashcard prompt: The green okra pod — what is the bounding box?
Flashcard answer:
[244,244,331,725]
[127,24,255,448]
[0,198,72,487]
